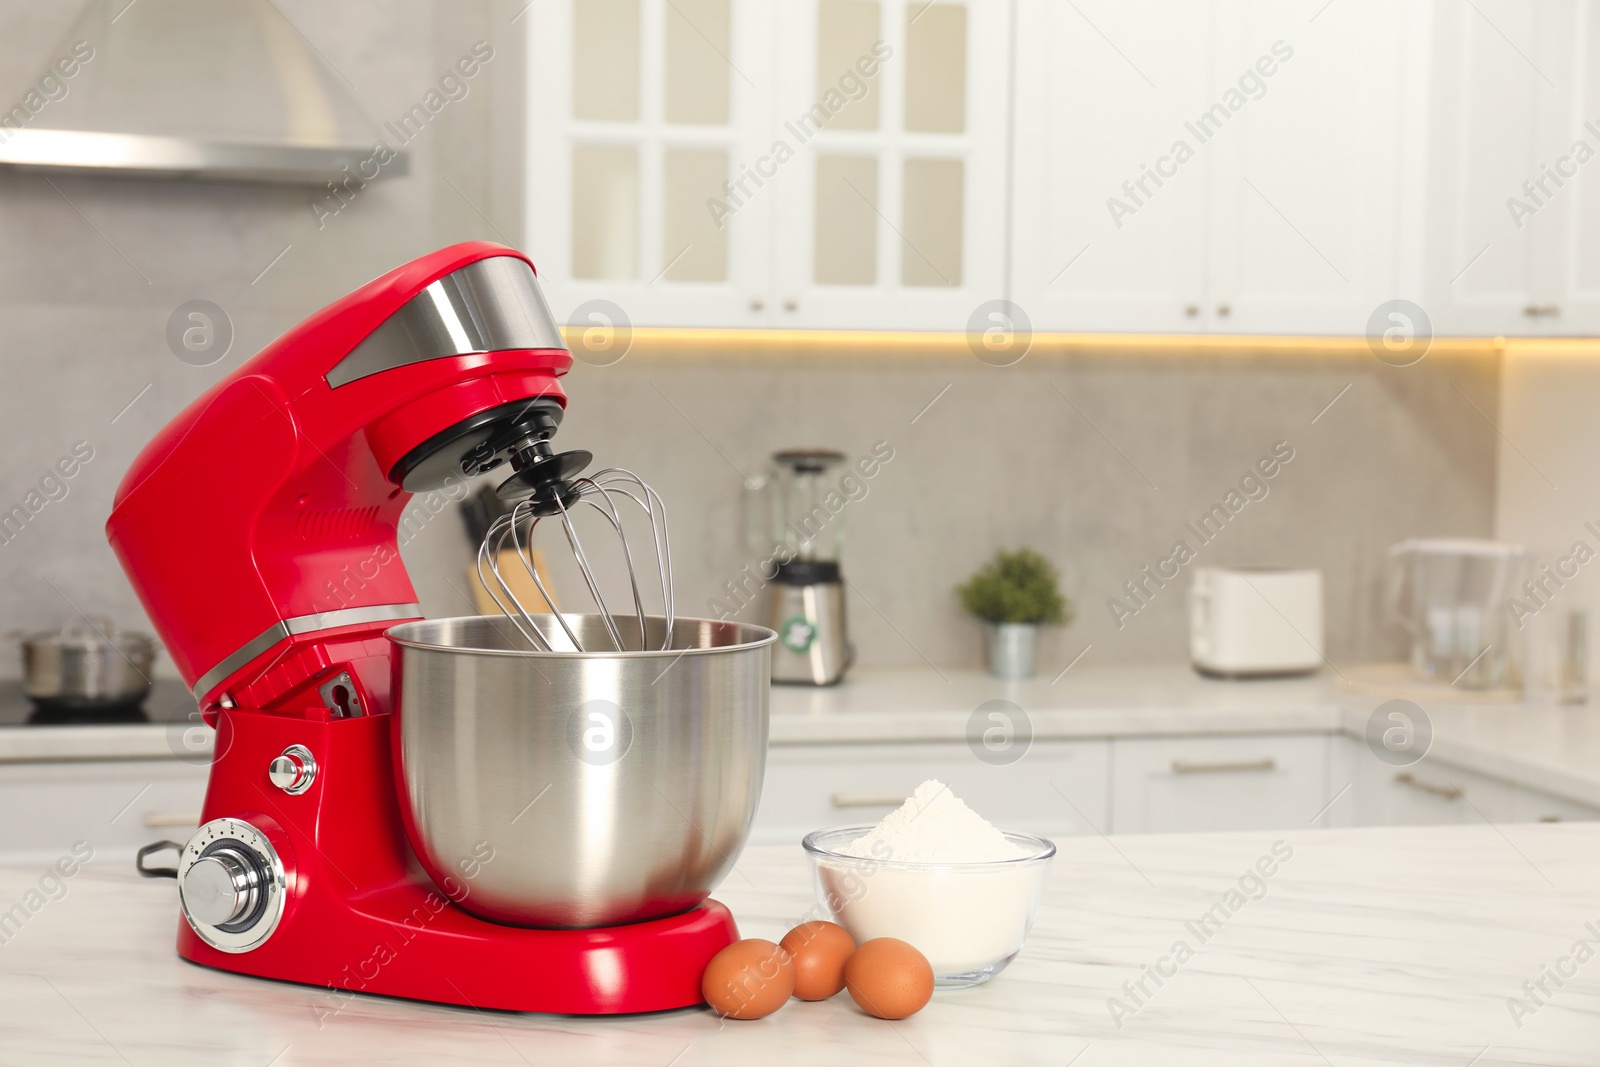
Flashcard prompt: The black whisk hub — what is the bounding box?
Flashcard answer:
[495,447,592,514]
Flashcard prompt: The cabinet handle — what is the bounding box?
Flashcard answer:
[1184,304,1200,317]
[1523,304,1561,317]
[1215,304,1231,317]
[1538,815,1563,823]
[142,812,200,829]
[1393,773,1462,800]
[1171,758,1275,775]
[831,793,909,808]
[749,297,765,311]
[784,297,799,311]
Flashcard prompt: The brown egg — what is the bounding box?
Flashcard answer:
[701,938,795,1020]
[779,921,857,1001]
[844,937,934,1020]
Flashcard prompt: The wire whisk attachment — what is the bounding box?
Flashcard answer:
[476,468,673,652]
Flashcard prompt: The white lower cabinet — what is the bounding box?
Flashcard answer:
[752,740,1111,845]
[1348,751,1514,827]
[6,730,1597,865]
[1509,787,1600,825]
[762,731,1600,840]
[1338,736,1600,827]
[0,760,209,867]
[1108,734,1331,834]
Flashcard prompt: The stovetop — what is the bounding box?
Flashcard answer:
[0,679,199,727]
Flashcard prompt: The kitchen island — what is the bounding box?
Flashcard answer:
[2,825,1593,1065]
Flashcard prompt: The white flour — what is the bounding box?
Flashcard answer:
[820,779,1048,977]
[838,779,1031,862]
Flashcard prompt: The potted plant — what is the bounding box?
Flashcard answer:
[956,549,1073,679]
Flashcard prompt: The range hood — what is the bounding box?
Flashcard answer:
[0,0,408,184]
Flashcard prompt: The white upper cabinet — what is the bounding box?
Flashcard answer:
[1205,0,1420,335]
[526,0,778,326]
[1012,0,1420,335]
[1010,0,1213,333]
[768,0,1011,329]
[1553,2,1600,335]
[1425,0,1600,336]
[528,1,1600,337]
[525,0,1009,330]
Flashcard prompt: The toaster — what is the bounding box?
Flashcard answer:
[1189,567,1323,678]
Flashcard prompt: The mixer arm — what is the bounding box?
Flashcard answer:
[108,242,577,712]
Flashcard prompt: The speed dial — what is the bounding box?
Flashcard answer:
[176,818,287,953]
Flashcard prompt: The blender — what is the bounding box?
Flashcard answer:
[756,449,852,685]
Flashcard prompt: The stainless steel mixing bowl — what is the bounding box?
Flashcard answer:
[388,614,775,928]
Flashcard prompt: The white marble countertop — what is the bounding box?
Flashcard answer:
[767,666,1341,742]
[3,826,1593,1065]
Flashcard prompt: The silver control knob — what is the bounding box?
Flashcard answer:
[178,818,287,953]
[182,847,262,926]
[267,744,316,795]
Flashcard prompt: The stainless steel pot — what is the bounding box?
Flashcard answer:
[22,621,156,707]
[388,614,775,929]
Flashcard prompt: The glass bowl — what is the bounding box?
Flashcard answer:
[801,825,1056,988]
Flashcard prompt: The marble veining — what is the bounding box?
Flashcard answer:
[0,825,1595,1065]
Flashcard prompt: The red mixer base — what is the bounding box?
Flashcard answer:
[178,892,737,1016]
[177,707,738,1014]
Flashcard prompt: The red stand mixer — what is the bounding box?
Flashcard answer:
[106,243,772,1014]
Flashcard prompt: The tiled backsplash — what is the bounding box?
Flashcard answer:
[524,343,1499,672]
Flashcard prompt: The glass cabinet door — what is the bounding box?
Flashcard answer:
[770,0,1011,330]
[525,0,777,327]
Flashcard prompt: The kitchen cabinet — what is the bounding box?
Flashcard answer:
[526,2,1600,337]
[1204,0,1423,335]
[1337,735,1600,827]
[1508,783,1600,823]
[766,0,1011,329]
[1348,752,1516,827]
[755,730,1597,843]
[1420,0,1600,337]
[525,0,1009,330]
[751,739,1110,844]
[0,760,207,866]
[8,728,1597,865]
[1011,0,1421,336]
[525,0,778,327]
[1504,783,1600,825]
[1108,734,1330,834]
[1008,0,1213,334]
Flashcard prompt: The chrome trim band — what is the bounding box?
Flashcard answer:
[326,257,567,388]
[191,603,422,699]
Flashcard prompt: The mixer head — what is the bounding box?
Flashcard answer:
[385,395,590,518]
